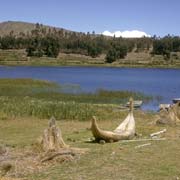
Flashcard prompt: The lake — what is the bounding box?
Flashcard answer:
[0,66,180,111]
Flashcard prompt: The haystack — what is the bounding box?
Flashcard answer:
[37,116,87,163]
[157,102,180,125]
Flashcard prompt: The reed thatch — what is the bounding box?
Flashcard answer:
[157,102,180,125]
[91,98,135,142]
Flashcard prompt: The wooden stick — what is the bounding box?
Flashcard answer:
[150,129,167,137]
[120,138,166,143]
[135,143,151,149]
[41,150,75,163]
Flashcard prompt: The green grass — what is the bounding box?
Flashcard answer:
[0,78,58,97]
[1,113,180,180]
[0,78,152,121]
[32,89,152,105]
[0,78,180,179]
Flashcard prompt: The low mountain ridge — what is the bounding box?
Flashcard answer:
[0,21,72,36]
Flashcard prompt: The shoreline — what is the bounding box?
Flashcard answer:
[0,49,180,69]
[1,61,180,69]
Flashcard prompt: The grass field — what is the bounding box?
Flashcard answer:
[0,79,180,180]
[1,113,180,180]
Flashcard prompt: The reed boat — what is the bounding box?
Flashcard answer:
[91,98,135,142]
[126,100,142,108]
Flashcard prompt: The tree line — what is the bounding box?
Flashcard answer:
[0,23,180,63]
[152,35,180,60]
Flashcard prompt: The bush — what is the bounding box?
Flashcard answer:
[105,49,117,63]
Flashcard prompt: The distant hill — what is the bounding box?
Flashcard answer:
[0,21,72,36]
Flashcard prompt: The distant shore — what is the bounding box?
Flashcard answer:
[1,60,180,69]
[0,49,180,69]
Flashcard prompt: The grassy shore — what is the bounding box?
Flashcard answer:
[0,79,180,179]
[0,78,152,121]
[2,58,180,69]
[1,49,180,68]
[1,113,180,180]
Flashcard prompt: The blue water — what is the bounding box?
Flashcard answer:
[0,66,180,111]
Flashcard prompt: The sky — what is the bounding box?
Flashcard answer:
[0,0,180,37]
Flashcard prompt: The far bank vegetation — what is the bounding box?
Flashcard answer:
[0,23,180,65]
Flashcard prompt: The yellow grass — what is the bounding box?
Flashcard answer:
[1,110,180,179]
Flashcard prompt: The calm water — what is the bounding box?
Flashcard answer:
[0,66,180,111]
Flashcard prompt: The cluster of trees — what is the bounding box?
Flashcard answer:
[152,35,180,59]
[0,23,180,62]
[26,36,60,57]
[106,42,128,63]
[0,24,61,58]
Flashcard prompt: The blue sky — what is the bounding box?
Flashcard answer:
[0,0,180,36]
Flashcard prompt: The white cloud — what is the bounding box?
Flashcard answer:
[102,30,151,38]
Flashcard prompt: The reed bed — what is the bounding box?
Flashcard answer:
[0,78,152,120]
